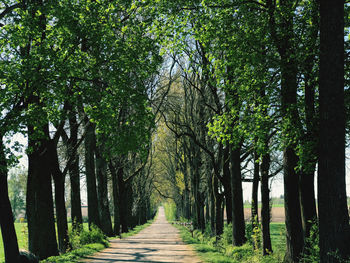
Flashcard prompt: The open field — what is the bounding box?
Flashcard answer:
[0,223,28,262]
[223,207,285,223]
[244,207,285,222]
[0,223,90,263]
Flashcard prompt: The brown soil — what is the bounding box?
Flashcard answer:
[81,207,202,263]
[244,207,285,222]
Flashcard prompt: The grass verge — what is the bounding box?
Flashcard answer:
[41,243,106,263]
[1,216,156,263]
[174,223,285,263]
[41,217,156,263]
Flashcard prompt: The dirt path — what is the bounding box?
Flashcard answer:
[81,207,202,263]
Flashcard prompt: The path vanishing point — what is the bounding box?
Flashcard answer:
[81,207,202,263]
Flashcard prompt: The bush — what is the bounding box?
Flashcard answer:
[42,243,105,263]
[300,221,319,263]
[68,224,108,250]
[163,201,177,221]
[222,223,232,246]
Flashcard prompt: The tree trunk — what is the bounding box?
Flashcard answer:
[279,4,304,262]
[252,151,259,225]
[117,165,128,233]
[191,146,202,230]
[205,195,210,224]
[0,140,20,263]
[199,193,205,232]
[267,1,305,260]
[182,144,191,220]
[261,152,272,255]
[299,169,317,239]
[109,162,120,236]
[208,172,216,234]
[49,141,70,253]
[319,1,350,261]
[27,123,58,259]
[213,175,223,236]
[251,150,260,249]
[84,120,101,229]
[230,146,246,246]
[299,0,318,241]
[223,146,232,225]
[68,109,82,229]
[95,145,113,236]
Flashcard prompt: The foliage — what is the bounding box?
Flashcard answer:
[175,222,285,263]
[163,201,177,222]
[7,168,27,221]
[300,221,319,263]
[68,224,108,250]
[40,243,105,263]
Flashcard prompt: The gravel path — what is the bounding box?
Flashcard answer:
[81,207,202,263]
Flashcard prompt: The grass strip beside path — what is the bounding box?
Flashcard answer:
[41,218,155,263]
[174,223,285,263]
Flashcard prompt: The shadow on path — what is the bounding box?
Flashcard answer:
[80,207,201,263]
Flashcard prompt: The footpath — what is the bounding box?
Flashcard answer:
[81,207,202,263]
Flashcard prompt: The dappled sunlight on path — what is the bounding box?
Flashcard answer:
[81,207,201,263]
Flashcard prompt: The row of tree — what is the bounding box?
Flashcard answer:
[151,1,350,263]
[0,1,162,262]
[1,0,349,263]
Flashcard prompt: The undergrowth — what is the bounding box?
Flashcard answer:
[41,216,155,263]
[41,225,108,263]
[174,222,285,263]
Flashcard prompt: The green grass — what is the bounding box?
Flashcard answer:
[0,219,156,263]
[175,223,286,263]
[41,243,105,263]
[163,201,177,222]
[0,223,29,262]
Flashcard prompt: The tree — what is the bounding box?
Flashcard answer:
[318,0,350,262]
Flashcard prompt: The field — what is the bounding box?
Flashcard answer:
[0,223,28,262]
[0,223,90,263]
[223,207,286,223]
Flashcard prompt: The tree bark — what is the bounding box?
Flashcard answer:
[0,140,20,263]
[261,152,272,255]
[213,175,223,236]
[299,169,317,239]
[252,151,259,226]
[318,1,350,261]
[68,109,82,229]
[84,120,101,229]
[95,145,113,236]
[230,145,246,246]
[299,1,318,241]
[27,123,58,259]
[251,150,260,250]
[49,141,70,253]
[270,1,304,260]
[109,162,120,236]
[223,146,232,225]
[117,163,128,233]
[208,172,216,234]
